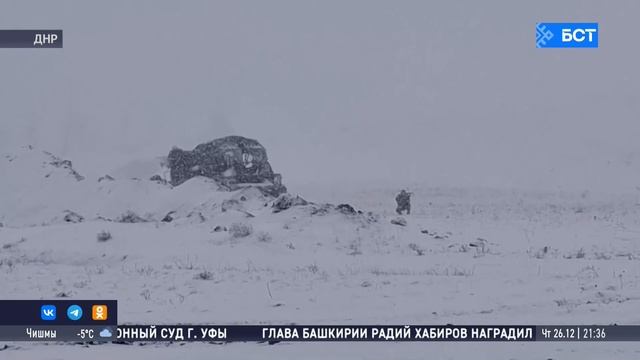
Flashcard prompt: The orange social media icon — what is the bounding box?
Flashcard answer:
[92,305,108,321]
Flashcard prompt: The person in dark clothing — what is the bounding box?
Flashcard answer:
[395,190,412,215]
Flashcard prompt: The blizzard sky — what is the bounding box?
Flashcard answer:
[0,1,639,193]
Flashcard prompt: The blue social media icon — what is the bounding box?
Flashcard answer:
[67,305,83,321]
[41,305,56,321]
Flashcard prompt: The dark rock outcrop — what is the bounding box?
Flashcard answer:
[45,151,85,181]
[116,211,148,223]
[161,211,176,223]
[149,175,168,185]
[167,136,286,196]
[336,204,357,215]
[63,210,84,223]
[272,193,308,213]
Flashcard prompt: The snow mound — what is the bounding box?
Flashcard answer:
[0,147,283,227]
[109,156,169,181]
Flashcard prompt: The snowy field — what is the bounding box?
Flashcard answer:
[3,147,640,359]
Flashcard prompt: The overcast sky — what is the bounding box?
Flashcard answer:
[1,1,639,193]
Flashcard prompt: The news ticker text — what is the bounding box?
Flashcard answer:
[3,325,640,342]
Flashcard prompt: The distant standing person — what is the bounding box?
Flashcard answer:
[395,190,412,215]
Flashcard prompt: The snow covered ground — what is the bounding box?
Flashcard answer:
[3,146,640,359]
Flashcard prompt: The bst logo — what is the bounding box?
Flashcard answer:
[537,23,598,48]
[562,28,597,43]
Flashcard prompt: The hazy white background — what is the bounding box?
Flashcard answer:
[1,0,639,193]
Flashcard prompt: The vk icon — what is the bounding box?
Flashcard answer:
[67,305,83,321]
[40,305,56,321]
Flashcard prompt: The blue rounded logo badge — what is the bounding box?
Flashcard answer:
[66,305,83,321]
